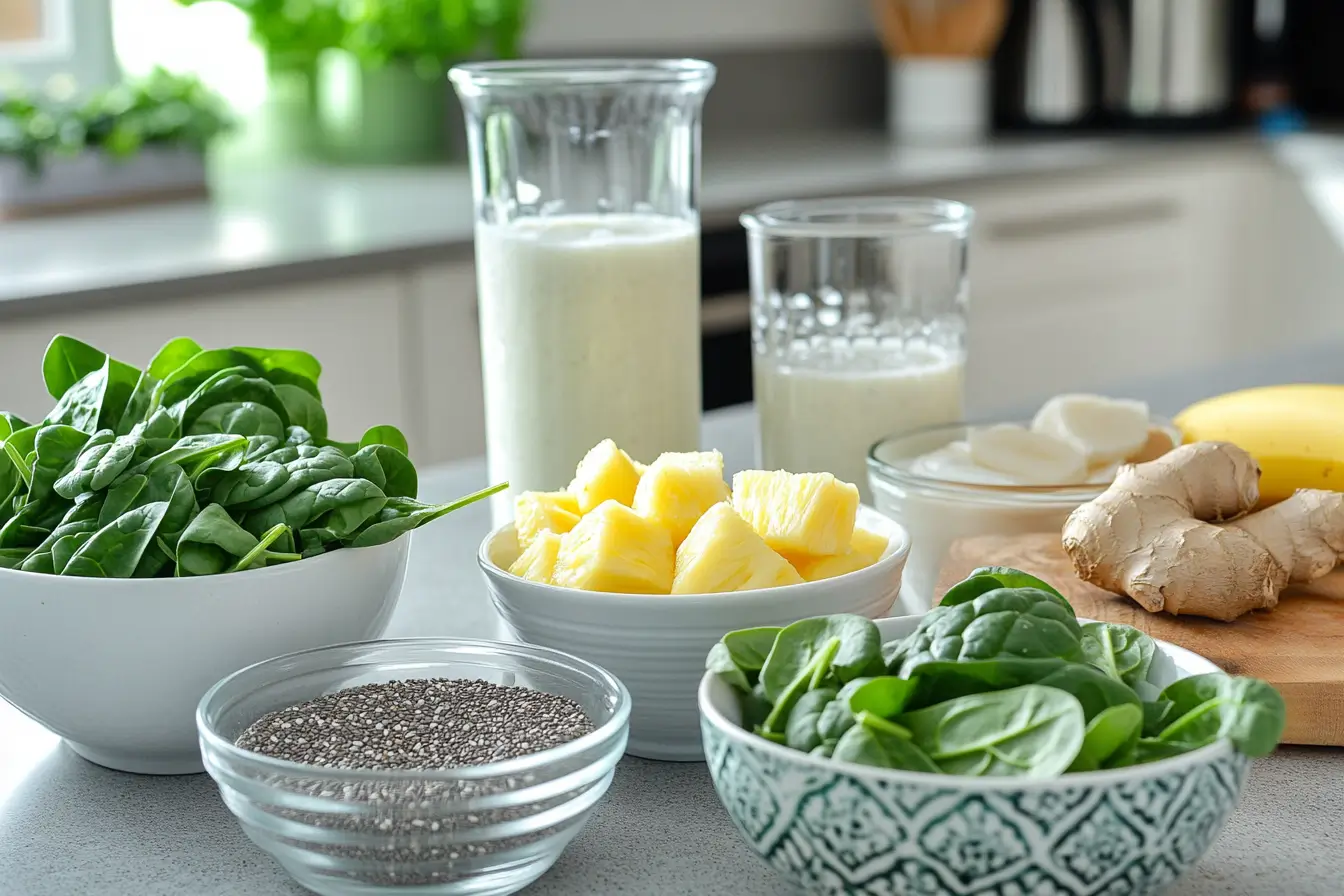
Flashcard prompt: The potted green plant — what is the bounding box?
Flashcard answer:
[318,0,529,165]
[175,0,344,159]
[0,69,233,217]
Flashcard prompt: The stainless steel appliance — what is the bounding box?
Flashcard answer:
[1098,0,1234,120]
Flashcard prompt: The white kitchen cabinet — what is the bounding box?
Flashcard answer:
[0,274,413,444]
[950,151,1243,416]
[403,261,487,465]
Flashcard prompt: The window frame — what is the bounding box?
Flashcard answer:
[0,0,118,90]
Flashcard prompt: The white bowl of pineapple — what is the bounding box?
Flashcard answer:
[477,440,911,761]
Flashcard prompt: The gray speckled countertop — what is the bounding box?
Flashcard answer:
[0,133,1179,312]
[0,406,1339,896]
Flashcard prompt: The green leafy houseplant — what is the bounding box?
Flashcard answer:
[0,69,233,176]
[0,335,504,578]
[706,567,1289,777]
[320,0,530,164]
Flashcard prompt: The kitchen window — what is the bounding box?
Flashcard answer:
[0,0,117,90]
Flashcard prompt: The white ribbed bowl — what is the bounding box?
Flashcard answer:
[477,506,910,761]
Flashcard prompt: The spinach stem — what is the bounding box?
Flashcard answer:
[762,646,835,733]
[231,523,292,572]
[857,710,912,740]
[3,441,32,488]
[809,638,841,690]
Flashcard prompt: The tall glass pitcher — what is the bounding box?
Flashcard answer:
[451,60,716,524]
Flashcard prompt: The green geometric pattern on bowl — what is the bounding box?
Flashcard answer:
[703,720,1248,896]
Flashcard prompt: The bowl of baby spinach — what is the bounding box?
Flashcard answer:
[698,567,1286,896]
[0,335,502,775]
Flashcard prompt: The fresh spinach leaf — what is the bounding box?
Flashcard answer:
[62,500,170,578]
[41,335,109,400]
[888,587,1084,678]
[274,384,328,443]
[844,676,918,719]
[832,714,940,773]
[0,547,33,568]
[1142,699,1176,737]
[1080,622,1156,688]
[28,425,94,507]
[708,627,782,693]
[1068,703,1143,772]
[1156,673,1286,758]
[351,444,417,499]
[1033,664,1142,721]
[941,566,1068,608]
[45,356,141,433]
[0,412,31,436]
[187,401,287,439]
[53,431,136,499]
[359,424,409,455]
[785,688,839,753]
[760,615,883,705]
[146,337,204,380]
[127,433,248,479]
[115,370,161,436]
[173,368,292,434]
[899,685,1086,777]
[740,683,774,733]
[1133,737,1196,763]
[759,615,883,734]
[175,503,261,576]
[906,658,1071,708]
[344,483,507,547]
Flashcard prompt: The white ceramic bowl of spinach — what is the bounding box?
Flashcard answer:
[698,568,1287,895]
[478,506,911,761]
[0,335,502,774]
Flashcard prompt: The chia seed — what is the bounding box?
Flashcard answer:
[235,678,595,769]
[230,678,601,888]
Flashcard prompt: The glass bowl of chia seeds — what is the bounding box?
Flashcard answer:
[197,637,630,896]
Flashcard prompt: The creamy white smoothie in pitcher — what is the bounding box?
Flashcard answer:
[451,59,716,524]
[475,214,701,520]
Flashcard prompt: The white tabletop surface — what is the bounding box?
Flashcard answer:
[0,406,1339,896]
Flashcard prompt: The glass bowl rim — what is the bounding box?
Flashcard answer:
[449,58,715,91]
[197,636,632,784]
[867,417,1178,502]
[741,197,973,239]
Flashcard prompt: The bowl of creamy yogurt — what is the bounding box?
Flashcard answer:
[866,394,1176,610]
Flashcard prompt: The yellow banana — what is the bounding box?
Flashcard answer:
[1174,385,1344,504]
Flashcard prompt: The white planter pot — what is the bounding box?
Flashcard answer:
[0,147,207,219]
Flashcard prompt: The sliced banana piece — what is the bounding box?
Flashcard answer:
[1031,394,1150,466]
[968,424,1088,485]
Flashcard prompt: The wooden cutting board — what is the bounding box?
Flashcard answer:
[937,533,1344,747]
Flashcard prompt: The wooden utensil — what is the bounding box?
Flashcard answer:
[872,0,1008,58]
[937,532,1344,747]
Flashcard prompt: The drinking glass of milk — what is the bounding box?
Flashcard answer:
[451,60,716,523]
[741,198,973,504]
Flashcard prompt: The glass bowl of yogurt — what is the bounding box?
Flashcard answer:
[867,413,1177,611]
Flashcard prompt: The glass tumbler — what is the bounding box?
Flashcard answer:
[451,60,716,524]
[741,198,973,504]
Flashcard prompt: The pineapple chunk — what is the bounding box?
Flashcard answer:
[570,439,642,513]
[789,527,889,582]
[632,450,731,546]
[731,470,860,556]
[509,530,564,584]
[552,500,675,593]
[515,490,581,550]
[672,503,804,594]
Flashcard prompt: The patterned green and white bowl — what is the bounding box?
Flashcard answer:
[699,615,1250,896]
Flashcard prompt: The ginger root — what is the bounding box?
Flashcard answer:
[1062,441,1344,621]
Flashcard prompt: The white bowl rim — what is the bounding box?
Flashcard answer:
[477,506,911,606]
[197,635,632,783]
[698,620,1235,790]
[0,532,409,589]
